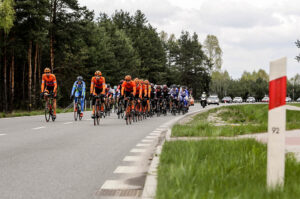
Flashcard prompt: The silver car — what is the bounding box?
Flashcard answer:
[207,96,220,105]
[246,97,255,103]
[233,97,243,103]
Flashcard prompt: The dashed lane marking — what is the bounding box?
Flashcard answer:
[123,156,142,162]
[136,143,151,147]
[64,122,73,125]
[145,136,157,139]
[33,126,46,130]
[101,180,142,190]
[114,166,145,174]
[0,134,6,136]
[141,139,153,143]
[130,148,146,153]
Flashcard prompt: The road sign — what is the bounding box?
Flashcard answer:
[267,57,287,188]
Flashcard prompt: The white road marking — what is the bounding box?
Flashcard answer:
[130,148,146,153]
[114,166,145,174]
[150,133,160,136]
[85,119,93,121]
[145,136,157,139]
[101,180,142,190]
[123,156,142,162]
[156,128,165,131]
[152,130,161,133]
[136,143,151,147]
[0,134,6,136]
[64,122,73,125]
[33,126,46,130]
[142,139,153,143]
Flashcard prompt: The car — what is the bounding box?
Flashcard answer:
[233,97,243,103]
[261,96,269,103]
[222,96,232,103]
[297,98,300,102]
[286,97,292,102]
[246,97,255,103]
[207,96,220,105]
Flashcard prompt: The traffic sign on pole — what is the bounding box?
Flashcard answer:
[267,57,287,188]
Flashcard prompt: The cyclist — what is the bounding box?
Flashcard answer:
[90,71,106,118]
[70,76,86,117]
[169,85,179,110]
[116,80,124,115]
[149,82,156,113]
[162,85,170,109]
[155,85,163,112]
[179,86,189,108]
[105,83,114,111]
[121,75,136,114]
[41,67,57,119]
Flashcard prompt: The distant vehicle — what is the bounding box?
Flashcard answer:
[190,97,194,106]
[207,96,219,105]
[246,97,256,103]
[297,98,300,102]
[261,96,269,103]
[286,97,292,103]
[233,97,243,103]
[222,96,232,103]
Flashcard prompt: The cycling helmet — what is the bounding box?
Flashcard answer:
[134,78,139,83]
[163,85,168,89]
[44,67,51,73]
[144,80,149,85]
[77,76,83,82]
[125,75,132,81]
[106,83,111,88]
[95,71,102,76]
[156,85,161,89]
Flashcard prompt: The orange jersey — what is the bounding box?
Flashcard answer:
[41,74,57,92]
[121,81,136,95]
[136,84,142,97]
[90,76,106,93]
[142,84,150,97]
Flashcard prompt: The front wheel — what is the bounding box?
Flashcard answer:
[45,108,50,122]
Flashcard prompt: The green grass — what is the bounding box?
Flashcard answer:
[157,139,300,199]
[0,108,92,118]
[172,104,300,137]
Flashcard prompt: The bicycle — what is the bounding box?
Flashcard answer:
[93,95,104,126]
[124,95,134,125]
[161,98,167,116]
[74,97,83,121]
[43,92,56,122]
[117,98,125,119]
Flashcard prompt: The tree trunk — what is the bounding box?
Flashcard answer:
[28,41,32,111]
[33,43,38,107]
[38,44,41,86]
[10,51,15,111]
[22,62,25,102]
[50,0,57,72]
[4,47,8,112]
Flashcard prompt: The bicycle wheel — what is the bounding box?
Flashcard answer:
[157,102,160,117]
[45,108,50,122]
[74,104,78,121]
[97,110,100,125]
[51,109,55,122]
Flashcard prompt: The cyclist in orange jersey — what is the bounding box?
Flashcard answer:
[144,80,151,112]
[41,67,57,119]
[90,70,106,118]
[121,75,136,110]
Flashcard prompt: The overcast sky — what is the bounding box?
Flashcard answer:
[78,0,300,79]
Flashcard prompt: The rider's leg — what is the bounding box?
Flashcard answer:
[80,97,85,113]
[53,98,57,115]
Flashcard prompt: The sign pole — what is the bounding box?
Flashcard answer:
[267,57,287,188]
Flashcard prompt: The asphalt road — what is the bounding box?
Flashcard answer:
[0,104,203,199]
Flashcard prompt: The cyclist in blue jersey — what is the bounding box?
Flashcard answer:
[70,76,86,117]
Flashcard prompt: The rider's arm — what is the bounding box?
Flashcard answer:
[121,82,125,96]
[148,86,151,98]
[53,75,57,93]
[41,74,45,93]
[139,86,142,98]
[82,81,86,98]
[101,77,106,95]
[132,82,136,96]
[90,77,94,95]
[71,81,76,96]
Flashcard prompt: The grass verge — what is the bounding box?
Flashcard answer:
[172,104,300,137]
[157,139,300,199]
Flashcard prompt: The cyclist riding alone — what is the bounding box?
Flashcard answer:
[70,76,86,118]
[121,75,136,111]
[41,67,57,119]
[90,70,106,118]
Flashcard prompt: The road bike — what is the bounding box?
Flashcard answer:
[74,97,83,121]
[43,92,56,122]
[124,95,134,125]
[93,95,104,126]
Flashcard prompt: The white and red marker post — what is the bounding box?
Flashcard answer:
[267,57,287,188]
